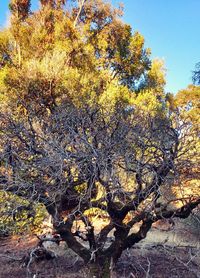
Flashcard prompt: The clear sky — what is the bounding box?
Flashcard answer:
[0,0,200,93]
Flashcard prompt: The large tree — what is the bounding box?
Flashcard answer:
[0,1,199,277]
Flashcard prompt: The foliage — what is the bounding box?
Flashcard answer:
[0,191,46,236]
[192,62,200,85]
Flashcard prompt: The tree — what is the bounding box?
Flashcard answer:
[192,62,200,85]
[9,0,31,21]
[174,84,200,125]
[171,85,200,200]
[0,1,199,277]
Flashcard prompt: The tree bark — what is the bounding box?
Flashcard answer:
[87,257,112,278]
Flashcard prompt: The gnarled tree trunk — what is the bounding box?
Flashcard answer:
[87,257,113,278]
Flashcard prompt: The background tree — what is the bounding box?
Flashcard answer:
[9,0,31,21]
[0,1,199,277]
[192,62,200,85]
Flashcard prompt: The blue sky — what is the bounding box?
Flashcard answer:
[0,0,200,93]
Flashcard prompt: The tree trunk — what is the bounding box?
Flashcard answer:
[88,257,113,278]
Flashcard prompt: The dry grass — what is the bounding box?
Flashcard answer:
[0,231,200,278]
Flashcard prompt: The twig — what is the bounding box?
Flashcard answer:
[0,254,22,261]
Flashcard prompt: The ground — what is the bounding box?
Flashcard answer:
[0,229,200,278]
[0,218,200,278]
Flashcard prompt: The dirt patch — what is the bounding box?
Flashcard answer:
[117,245,200,278]
[0,236,200,278]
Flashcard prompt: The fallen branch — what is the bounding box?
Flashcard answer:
[22,246,57,268]
[0,254,22,261]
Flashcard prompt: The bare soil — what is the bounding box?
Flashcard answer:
[0,233,200,278]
